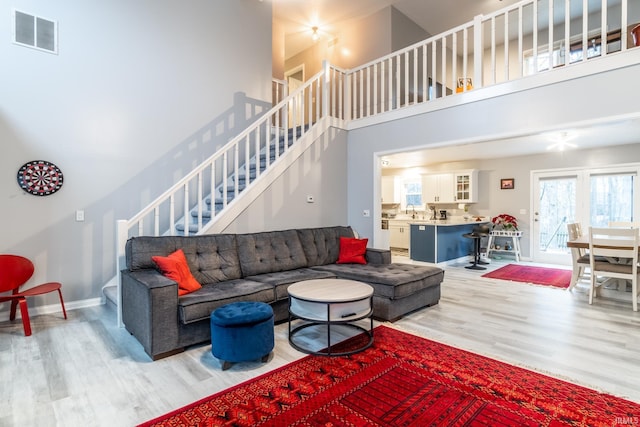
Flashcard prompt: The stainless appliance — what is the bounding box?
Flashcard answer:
[381,219,389,229]
[439,210,447,220]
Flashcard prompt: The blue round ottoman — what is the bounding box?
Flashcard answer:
[210,301,274,370]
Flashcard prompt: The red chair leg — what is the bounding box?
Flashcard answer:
[18,299,32,336]
[9,299,19,321]
[57,289,67,319]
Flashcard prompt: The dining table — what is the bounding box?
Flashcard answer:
[567,235,640,250]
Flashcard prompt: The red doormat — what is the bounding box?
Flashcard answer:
[139,325,639,426]
[482,264,572,289]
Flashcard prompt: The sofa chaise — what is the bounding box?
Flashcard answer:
[121,225,444,360]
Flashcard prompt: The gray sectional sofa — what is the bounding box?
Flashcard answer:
[121,225,444,360]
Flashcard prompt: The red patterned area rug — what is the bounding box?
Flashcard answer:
[139,325,639,427]
[482,264,572,289]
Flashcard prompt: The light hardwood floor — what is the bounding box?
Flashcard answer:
[1,258,639,426]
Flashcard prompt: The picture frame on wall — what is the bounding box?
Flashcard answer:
[500,178,515,190]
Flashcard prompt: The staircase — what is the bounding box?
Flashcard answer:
[174,125,308,234]
[109,0,638,326]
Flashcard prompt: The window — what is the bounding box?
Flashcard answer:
[590,173,635,227]
[524,28,621,75]
[404,179,422,207]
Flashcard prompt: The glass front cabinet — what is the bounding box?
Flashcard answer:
[454,170,478,203]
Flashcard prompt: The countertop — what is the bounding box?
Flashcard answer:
[408,219,490,226]
[386,216,489,226]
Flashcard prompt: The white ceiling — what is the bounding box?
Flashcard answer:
[274,0,523,60]
[273,0,639,168]
[380,117,640,168]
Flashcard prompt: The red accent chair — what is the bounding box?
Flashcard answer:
[0,254,67,336]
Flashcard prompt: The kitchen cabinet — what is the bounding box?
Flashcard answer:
[389,221,410,249]
[381,176,401,203]
[454,170,479,203]
[410,222,490,263]
[422,173,454,203]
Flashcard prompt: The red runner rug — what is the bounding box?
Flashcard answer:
[140,325,639,426]
[482,264,572,289]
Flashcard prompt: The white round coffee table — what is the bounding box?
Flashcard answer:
[287,278,374,356]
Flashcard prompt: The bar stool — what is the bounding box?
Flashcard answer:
[463,225,490,270]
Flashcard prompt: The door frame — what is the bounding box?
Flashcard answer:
[530,163,640,263]
[531,169,583,264]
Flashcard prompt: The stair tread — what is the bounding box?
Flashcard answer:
[169,124,308,234]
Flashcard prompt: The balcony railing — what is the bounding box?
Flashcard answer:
[347,0,635,120]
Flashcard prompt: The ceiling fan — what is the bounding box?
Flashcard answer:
[546,131,578,151]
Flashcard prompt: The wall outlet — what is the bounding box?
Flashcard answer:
[362,209,370,217]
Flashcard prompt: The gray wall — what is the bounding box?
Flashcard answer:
[347,62,640,250]
[390,6,430,52]
[1,1,272,309]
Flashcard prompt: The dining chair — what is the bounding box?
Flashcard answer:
[567,223,590,291]
[588,227,639,311]
[608,221,640,229]
[0,254,67,336]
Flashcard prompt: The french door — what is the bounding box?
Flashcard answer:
[532,165,639,264]
[532,171,581,264]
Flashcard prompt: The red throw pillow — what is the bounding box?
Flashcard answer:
[337,237,368,264]
[152,249,202,296]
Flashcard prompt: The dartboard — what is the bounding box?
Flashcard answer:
[17,160,64,196]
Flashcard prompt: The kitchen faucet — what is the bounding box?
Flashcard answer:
[406,204,416,219]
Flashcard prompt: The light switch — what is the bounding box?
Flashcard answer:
[75,210,85,222]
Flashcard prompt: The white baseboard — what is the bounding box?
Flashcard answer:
[0,297,104,319]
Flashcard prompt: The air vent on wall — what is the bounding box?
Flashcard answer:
[13,10,58,54]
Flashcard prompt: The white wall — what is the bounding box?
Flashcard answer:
[346,60,640,251]
[0,1,272,309]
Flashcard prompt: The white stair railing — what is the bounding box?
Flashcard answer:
[114,61,347,325]
[347,0,633,120]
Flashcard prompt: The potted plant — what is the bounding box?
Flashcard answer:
[491,213,518,231]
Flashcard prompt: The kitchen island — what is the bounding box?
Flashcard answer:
[409,220,490,264]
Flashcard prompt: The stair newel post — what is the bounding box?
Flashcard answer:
[274,105,280,161]
[234,141,239,198]
[260,120,267,170]
[209,164,214,219]
[292,96,297,145]
[154,206,160,236]
[622,0,628,52]
[314,79,318,124]
[315,76,320,123]
[222,151,228,205]
[323,60,330,119]
[116,219,128,328]
[473,14,484,90]
[169,194,175,235]
[197,172,203,231]
[344,67,351,122]
[183,183,190,236]
[244,134,250,185]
